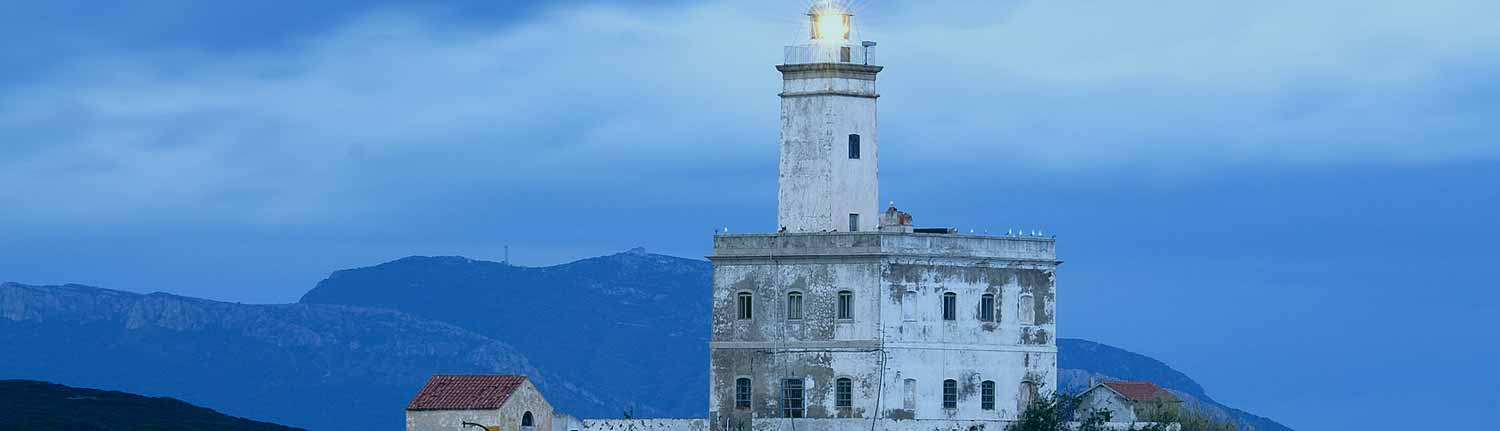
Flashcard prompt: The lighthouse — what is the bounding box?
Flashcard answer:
[777,4,881,233]
[709,4,1060,431]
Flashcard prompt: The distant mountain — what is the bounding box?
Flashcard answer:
[2,251,1292,431]
[0,282,620,431]
[301,250,1292,430]
[301,248,711,417]
[0,379,300,431]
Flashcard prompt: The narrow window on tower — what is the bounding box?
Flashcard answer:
[835,378,853,412]
[942,292,957,321]
[837,290,854,320]
[737,291,753,320]
[848,134,861,159]
[1019,294,1035,325]
[782,378,805,418]
[840,46,852,62]
[981,381,996,410]
[849,213,860,232]
[980,293,995,322]
[942,379,958,409]
[787,291,803,320]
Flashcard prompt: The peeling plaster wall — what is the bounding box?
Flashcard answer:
[1078,389,1138,423]
[407,409,503,431]
[709,233,1059,431]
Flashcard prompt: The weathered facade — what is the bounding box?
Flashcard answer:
[707,5,1060,431]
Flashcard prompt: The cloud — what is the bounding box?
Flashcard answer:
[1,0,1497,228]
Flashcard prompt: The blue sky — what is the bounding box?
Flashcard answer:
[2,1,1497,429]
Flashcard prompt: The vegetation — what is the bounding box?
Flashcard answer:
[1004,389,1115,431]
[1136,403,1246,431]
[0,380,300,431]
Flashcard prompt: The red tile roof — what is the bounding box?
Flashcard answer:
[407,374,528,411]
[1101,381,1181,403]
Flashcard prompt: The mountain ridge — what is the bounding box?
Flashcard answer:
[0,281,619,431]
[3,250,1292,431]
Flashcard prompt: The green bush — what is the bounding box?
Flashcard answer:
[1004,390,1114,431]
[1136,403,1244,431]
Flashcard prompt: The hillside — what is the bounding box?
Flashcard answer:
[301,251,1293,430]
[0,282,619,431]
[301,248,712,417]
[0,379,300,431]
[2,251,1292,431]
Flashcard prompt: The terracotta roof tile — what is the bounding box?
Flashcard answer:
[407,375,528,411]
[1101,381,1181,403]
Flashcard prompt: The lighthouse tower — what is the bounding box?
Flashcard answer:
[777,4,880,233]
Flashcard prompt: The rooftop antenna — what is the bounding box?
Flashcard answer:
[861,40,877,65]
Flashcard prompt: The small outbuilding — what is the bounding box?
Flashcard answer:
[1077,380,1183,423]
[406,374,554,431]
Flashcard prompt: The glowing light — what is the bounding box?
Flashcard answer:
[809,6,851,41]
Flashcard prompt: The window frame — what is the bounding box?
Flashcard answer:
[902,291,916,321]
[782,378,805,418]
[848,134,861,159]
[979,293,996,322]
[1019,293,1035,325]
[848,213,860,232]
[980,380,996,410]
[942,292,957,321]
[735,377,753,410]
[835,377,853,410]
[737,291,754,320]
[942,379,958,409]
[787,291,803,321]
[837,290,854,320]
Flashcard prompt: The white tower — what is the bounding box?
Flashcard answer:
[777,4,881,233]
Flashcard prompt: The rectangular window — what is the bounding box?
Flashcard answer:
[849,213,860,232]
[942,293,957,321]
[848,134,860,159]
[1019,294,1035,325]
[840,46,852,62]
[902,379,916,410]
[737,292,753,320]
[981,381,995,410]
[980,294,995,322]
[787,292,803,320]
[782,379,804,418]
[943,379,958,409]
[837,291,853,320]
[902,291,915,321]
[836,378,853,409]
[736,378,752,409]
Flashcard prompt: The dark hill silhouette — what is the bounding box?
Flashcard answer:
[0,379,300,431]
[0,282,618,431]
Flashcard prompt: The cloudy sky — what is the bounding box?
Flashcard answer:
[2,1,1497,429]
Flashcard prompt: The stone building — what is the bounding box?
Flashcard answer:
[1077,381,1183,423]
[707,4,1060,431]
[406,375,554,431]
